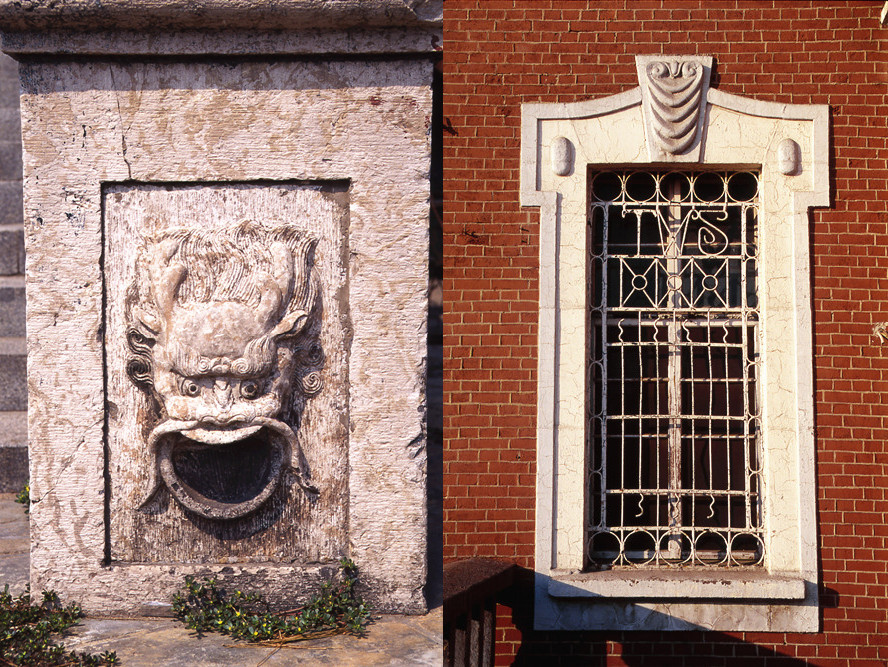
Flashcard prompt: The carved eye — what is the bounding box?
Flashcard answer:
[180,379,200,397]
[240,380,261,400]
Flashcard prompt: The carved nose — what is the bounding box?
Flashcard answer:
[213,379,233,410]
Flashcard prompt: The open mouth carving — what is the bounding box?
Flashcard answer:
[140,417,315,520]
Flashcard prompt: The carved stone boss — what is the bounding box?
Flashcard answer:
[126,221,323,520]
[636,54,713,162]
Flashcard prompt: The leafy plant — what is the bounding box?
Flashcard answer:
[0,586,118,666]
[171,558,372,645]
[13,482,28,514]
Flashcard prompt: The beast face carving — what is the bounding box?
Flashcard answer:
[126,221,321,520]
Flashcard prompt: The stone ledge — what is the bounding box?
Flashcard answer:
[2,27,441,56]
[0,0,442,56]
[547,569,807,600]
[0,0,442,31]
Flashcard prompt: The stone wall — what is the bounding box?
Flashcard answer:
[1,0,440,616]
[0,51,25,493]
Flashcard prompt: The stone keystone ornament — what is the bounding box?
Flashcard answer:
[126,221,322,520]
[636,54,713,161]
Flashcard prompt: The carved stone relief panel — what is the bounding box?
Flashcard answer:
[105,182,349,564]
[17,50,429,613]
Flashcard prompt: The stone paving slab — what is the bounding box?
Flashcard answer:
[0,492,28,596]
[0,495,443,666]
[64,610,443,666]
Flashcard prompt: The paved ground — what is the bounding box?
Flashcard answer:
[0,493,28,595]
[0,494,442,666]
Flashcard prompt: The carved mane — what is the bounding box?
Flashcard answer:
[125,221,319,388]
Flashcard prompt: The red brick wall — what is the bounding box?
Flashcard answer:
[443,1,888,664]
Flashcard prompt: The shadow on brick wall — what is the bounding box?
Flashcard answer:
[425,56,443,610]
[500,566,836,666]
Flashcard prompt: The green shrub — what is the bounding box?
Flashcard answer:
[14,481,29,514]
[172,559,372,644]
[0,587,117,666]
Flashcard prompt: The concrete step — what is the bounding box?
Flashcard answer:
[0,225,23,275]
[0,277,24,336]
[64,610,443,666]
[0,342,25,411]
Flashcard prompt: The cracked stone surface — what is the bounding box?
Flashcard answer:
[20,55,431,615]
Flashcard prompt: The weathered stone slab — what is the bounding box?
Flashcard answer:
[62,611,443,666]
[105,182,349,564]
[18,54,430,614]
[0,0,442,57]
[0,0,441,32]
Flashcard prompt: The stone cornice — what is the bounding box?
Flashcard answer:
[0,0,441,31]
[0,0,442,56]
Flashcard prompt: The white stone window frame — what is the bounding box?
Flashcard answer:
[520,56,829,632]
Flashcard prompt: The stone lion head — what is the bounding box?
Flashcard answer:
[126,221,321,519]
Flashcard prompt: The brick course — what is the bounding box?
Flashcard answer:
[443,0,888,663]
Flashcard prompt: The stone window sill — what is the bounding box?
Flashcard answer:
[547,569,807,600]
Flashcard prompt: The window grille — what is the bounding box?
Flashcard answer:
[586,170,763,568]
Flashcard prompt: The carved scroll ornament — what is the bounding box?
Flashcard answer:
[636,55,713,161]
[126,221,322,520]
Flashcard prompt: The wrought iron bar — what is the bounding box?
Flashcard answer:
[586,170,762,569]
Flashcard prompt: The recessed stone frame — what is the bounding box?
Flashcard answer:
[520,55,829,632]
[103,181,351,563]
